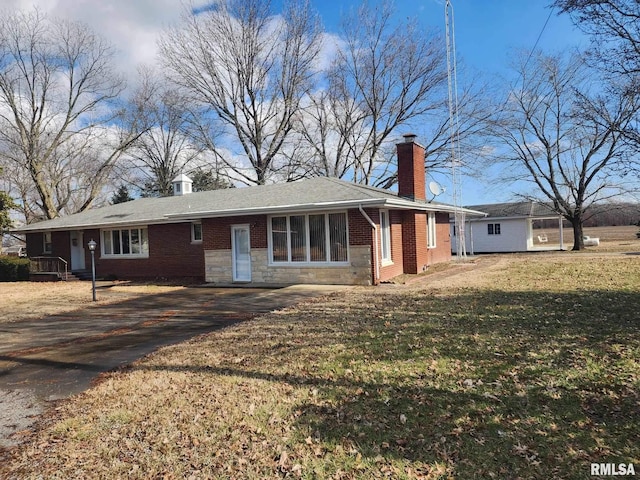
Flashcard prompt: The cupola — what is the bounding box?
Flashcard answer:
[172,174,193,196]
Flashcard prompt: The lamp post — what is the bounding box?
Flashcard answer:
[88,239,97,302]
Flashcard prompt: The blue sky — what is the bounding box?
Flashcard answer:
[316,1,586,75]
[311,1,587,205]
[11,0,588,205]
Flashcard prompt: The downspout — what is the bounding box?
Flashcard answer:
[358,205,380,284]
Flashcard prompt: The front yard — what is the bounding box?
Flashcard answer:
[0,282,186,324]
[1,252,639,479]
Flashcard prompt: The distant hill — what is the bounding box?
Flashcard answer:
[583,203,640,227]
[517,202,640,229]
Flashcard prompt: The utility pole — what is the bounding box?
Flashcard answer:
[445,0,467,259]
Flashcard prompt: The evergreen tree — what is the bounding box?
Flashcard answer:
[111,185,134,204]
[190,169,234,192]
[0,191,15,234]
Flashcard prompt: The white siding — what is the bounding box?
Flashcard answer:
[451,218,530,253]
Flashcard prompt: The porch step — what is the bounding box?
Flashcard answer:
[70,270,92,281]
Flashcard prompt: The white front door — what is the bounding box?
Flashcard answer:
[231,225,251,282]
[70,230,86,270]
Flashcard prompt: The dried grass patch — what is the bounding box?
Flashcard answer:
[2,254,639,479]
[0,282,185,325]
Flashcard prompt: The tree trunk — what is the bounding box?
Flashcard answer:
[571,218,584,251]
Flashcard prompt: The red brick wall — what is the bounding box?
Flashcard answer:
[350,207,438,283]
[427,212,452,264]
[202,215,268,250]
[204,212,375,251]
[396,141,426,202]
[54,231,71,264]
[401,211,429,274]
[25,233,44,257]
[379,210,405,282]
[25,231,70,260]
[83,229,100,270]
[348,207,402,284]
[89,223,205,281]
[347,208,374,246]
[346,208,375,284]
[204,211,380,284]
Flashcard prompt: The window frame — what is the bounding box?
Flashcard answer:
[43,232,52,254]
[488,223,501,235]
[191,222,203,243]
[268,211,349,266]
[427,212,437,248]
[101,227,149,258]
[380,210,392,264]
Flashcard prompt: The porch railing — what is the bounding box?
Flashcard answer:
[29,256,69,280]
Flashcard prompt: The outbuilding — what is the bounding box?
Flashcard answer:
[451,201,565,254]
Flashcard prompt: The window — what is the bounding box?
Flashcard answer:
[269,212,348,264]
[43,232,52,254]
[488,223,501,235]
[102,227,149,257]
[427,212,437,248]
[328,213,348,262]
[380,210,391,262]
[272,217,288,261]
[290,215,306,262]
[192,222,202,243]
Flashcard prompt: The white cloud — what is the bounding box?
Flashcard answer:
[314,32,343,73]
[4,1,211,79]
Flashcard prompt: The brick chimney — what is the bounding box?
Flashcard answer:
[396,133,426,202]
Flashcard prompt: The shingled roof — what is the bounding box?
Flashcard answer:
[14,176,484,233]
[464,201,560,219]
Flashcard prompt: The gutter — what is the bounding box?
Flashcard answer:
[358,204,380,284]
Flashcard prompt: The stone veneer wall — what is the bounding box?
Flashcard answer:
[205,245,372,285]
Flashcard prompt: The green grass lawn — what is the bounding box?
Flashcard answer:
[2,255,639,479]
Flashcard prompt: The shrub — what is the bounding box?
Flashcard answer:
[0,257,30,281]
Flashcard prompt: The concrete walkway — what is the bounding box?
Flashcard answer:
[0,284,350,447]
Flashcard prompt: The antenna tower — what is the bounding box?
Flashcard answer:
[445,0,466,259]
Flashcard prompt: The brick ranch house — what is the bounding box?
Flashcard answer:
[15,135,482,285]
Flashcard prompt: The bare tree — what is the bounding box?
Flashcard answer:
[0,9,142,222]
[553,0,640,152]
[125,69,210,197]
[491,51,640,250]
[309,1,449,186]
[374,78,495,189]
[291,88,360,180]
[554,0,640,76]
[159,0,323,185]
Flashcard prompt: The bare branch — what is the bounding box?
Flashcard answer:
[489,50,640,249]
[159,0,323,185]
[0,9,138,221]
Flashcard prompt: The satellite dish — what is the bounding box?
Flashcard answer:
[429,181,444,196]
